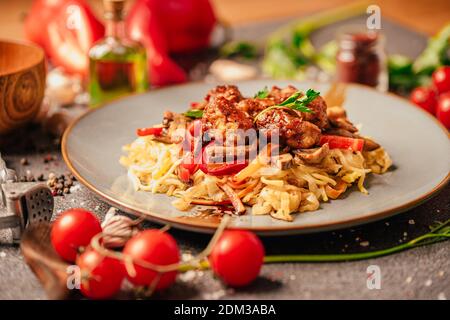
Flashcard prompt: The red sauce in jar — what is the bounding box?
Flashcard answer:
[336,30,387,90]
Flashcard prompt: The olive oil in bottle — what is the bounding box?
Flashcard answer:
[88,0,148,108]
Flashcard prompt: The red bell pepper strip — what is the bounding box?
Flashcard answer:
[178,165,191,183]
[180,152,200,175]
[24,0,104,77]
[200,162,249,176]
[319,135,365,152]
[126,0,187,86]
[136,127,164,136]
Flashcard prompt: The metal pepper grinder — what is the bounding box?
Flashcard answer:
[0,153,54,244]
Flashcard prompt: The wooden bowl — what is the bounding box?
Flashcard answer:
[0,40,46,134]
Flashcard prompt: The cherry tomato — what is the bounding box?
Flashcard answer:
[436,92,450,129]
[410,86,437,114]
[51,209,102,262]
[76,248,124,299]
[209,230,265,287]
[319,135,364,152]
[123,230,180,290]
[432,66,450,94]
[136,127,163,137]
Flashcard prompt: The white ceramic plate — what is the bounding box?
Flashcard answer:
[62,80,450,235]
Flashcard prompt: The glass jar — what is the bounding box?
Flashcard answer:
[336,28,387,91]
[88,0,148,108]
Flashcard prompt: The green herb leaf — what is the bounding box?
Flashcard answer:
[278,91,302,106]
[184,109,203,119]
[254,87,269,98]
[292,89,320,111]
[253,89,318,121]
[278,89,319,113]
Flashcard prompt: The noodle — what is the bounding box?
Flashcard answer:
[120,137,392,222]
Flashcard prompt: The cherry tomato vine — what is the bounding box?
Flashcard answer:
[50,208,450,299]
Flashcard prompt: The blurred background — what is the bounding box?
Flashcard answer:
[2,0,450,38]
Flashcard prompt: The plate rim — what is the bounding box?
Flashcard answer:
[61,81,450,234]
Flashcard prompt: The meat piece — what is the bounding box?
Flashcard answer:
[268,86,328,129]
[302,95,328,129]
[202,96,253,132]
[361,137,380,151]
[268,85,298,103]
[204,85,243,104]
[236,98,275,117]
[274,153,293,170]
[327,106,358,132]
[293,143,330,165]
[255,108,321,149]
[324,128,355,138]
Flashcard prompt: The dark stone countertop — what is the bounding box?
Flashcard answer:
[0,125,448,300]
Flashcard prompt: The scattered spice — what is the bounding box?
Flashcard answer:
[46,172,75,196]
[20,157,29,166]
[360,241,370,247]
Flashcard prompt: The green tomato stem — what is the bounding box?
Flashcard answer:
[178,220,450,272]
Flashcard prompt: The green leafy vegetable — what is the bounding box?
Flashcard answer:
[184,109,203,119]
[413,23,450,75]
[220,41,258,60]
[262,3,367,79]
[254,87,269,98]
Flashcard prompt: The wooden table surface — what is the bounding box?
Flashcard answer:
[0,0,449,41]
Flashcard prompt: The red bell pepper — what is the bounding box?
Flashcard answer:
[141,0,216,53]
[319,135,365,152]
[24,0,104,77]
[178,165,191,183]
[200,162,248,176]
[136,127,164,136]
[126,0,187,86]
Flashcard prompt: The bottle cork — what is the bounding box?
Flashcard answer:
[103,0,125,20]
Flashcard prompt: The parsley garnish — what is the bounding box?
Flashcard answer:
[254,89,319,121]
[254,86,269,98]
[279,89,319,113]
[184,109,203,119]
